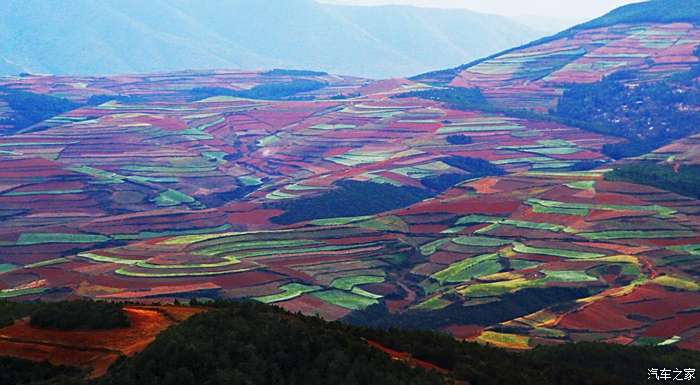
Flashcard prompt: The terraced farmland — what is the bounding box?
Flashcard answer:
[2,7,700,354]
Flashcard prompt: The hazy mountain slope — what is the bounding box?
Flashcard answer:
[0,0,540,78]
[414,0,700,84]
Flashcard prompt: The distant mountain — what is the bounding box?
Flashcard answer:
[414,0,700,84]
[0,0,540,79]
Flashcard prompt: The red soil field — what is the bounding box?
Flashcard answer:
[0,306,205,378]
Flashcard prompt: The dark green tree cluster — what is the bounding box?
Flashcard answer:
[393,87,489,110]
[441,156,505,176]
[29,300,130,330]
[188,79,327,101]
[0,357,84,385]
[445,134,473,145]
[0,300,37,327]
[262,69,329,77]
[0,87,81,133]
[605,162,700,199]
[270,180,432,224]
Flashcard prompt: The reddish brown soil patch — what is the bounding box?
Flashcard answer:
[276,294,350,321]
[0,305,204,378]
[366,339,449,374]
[445,324,484,339]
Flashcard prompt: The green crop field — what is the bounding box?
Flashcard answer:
[432,253,502,284]
[255,283,323,304]
[312,289,379,310]
[513,243,606,259]
[452,236,513,247]
[330,275,385,291]
[579,230,696,240]
[16,233,110,245]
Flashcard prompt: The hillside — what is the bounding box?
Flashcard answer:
[2,300,699,385]
[0,0,699,358]
[0,0,539,79]
[414,0,700,84]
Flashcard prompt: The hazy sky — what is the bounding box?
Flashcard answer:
[321,0,643,21]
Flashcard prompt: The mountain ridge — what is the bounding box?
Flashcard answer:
[0,0,540,79]
[413,0,700,83]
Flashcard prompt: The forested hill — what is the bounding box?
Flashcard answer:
[2,300,699,385]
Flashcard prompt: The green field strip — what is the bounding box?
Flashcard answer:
[459,269,597,298]
[578,230,696,240]
[327,151,394,167]
[452,236,513,247]
[420,238,451,256]
[78,252,143,265]
[651,275,700,291]
[330,275,385,291]
[530,201,589,216]
[112,224,233,241]
[513,242,606,259]
[459,277,538,297]
[201,151,227,163]
[437,124,522,134]
[16,233,110,245]
[526,198,676,217]
[0,263,18,274]
[23,258,70,269]
[477,331,531,349]
[152,189,197,207]
[0,142,74,147]
[196,239,326,257]
[474,219,566,234]
[265,190,298,200]
[531,162,576,169]
[3,189,84,196]
[97,101,194,111]
[310,216,373,226]
[540,270,598,282]
[455,215,504,225]
[668,244,700,255]
[114,266,255,278]
[285,183,331,191]
[134,256,241,270]
[350,287,383,299]
[123,165,216,174]
[312,289,378,310]
[509,259,543,270]
[493,157,553,165]
[441,227,467,234]
[566,181,596,190]
[353,216,409,232]
[257,134,280,147]
[205,242,385,260]
[524,170,611,178]
[0,287,47,299]
[431,253,502,284]
[255,283,323,304]
[238,175,264,186]
[310,124,356,130]
[413,295,452,311]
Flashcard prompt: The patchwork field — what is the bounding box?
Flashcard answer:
[1,16,700,353]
